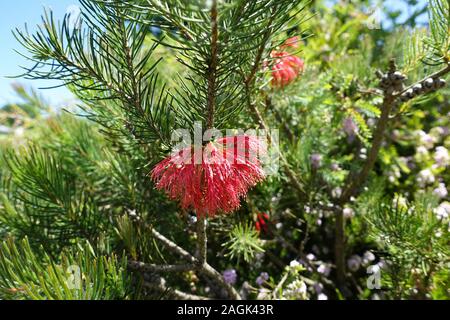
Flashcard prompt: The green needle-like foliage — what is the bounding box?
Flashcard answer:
[223,222,264,263]
[0,237,133,300]
[426,0,450,65]
[14,0,174,146]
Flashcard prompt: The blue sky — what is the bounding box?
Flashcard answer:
[0,0,428,106]
[0,0,79,105]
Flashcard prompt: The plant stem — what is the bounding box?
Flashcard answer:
[272,272,289,299]
[334,61,450,287]
[151,228,196,263]
[196,214,207,266]
[339,95,395,204]
[334,82,396,287]
[149,227,242,300]
[242,3,306,200]
[206,0,219,130]
[245,10,277,86]
[128,261,196,273]
[334,208,346,285]
[340,62,450,205]
[333,60,397,286]
[395,62,450,98]
[143,276,210,300]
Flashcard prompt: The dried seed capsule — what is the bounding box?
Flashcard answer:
[406,88,415,98]
[385,87,395,95]
[391,71,405,82]
[432,78,445,90]
[424,78,434,89]
[394,83,404,92]
[412,84,423,94]
[381,74,390,86]
[436,78,446,89]
[400,93,410,102]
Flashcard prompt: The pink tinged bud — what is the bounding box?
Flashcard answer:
[417,169,435,187]
[343,207,354,219]
[310,153,322,169]
[434,202,450,220]
[347,255,362,272]
[343,117,358,136]
[222,269,237,285]
[433,183,448,199]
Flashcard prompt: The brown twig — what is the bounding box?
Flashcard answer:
[151,228,196,263]
[206,0,219,130]
[334,60,397,286]
[143,277,210,300]
[243,82,306,197]
[128,261,196,273]
[340,61,450,204]
[196,214,207,266]
[243,21,307,199]
[339,94,396,205]
[334,60,450,286]
[334,207,346,286]
[149,227,241,300]
[394,62,450,98]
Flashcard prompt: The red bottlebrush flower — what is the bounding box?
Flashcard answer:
[271,51,305,88]
[255,212,270,234]
[151,135,266,217]
[281,36,300,49]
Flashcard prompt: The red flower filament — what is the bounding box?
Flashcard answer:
[151,135,267,217]
[271,36,304,88]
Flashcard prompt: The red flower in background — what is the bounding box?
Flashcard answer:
[151,135,267,217]
[271,36,304,88]
[271,52,304,88]
[255,212,270,234]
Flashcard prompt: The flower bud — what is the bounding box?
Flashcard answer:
[412,84,422,95]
